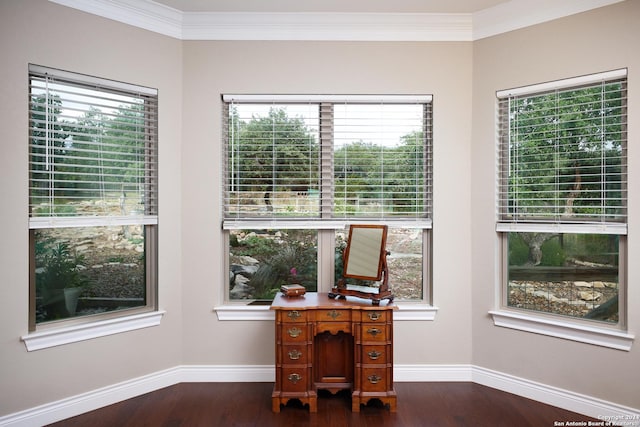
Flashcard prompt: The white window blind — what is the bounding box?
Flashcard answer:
[223,101,321,222]
[332,102,432,221]
[29,65,158,229]
[496,70,627,235]
[222,95,432,230]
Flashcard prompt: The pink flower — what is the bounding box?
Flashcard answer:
[290,267,297,276]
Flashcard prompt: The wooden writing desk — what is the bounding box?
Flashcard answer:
[270,292,397,413]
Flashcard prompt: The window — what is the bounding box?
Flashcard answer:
[223,95,432,302]
[496,70,627,327]
[28,65,158,331]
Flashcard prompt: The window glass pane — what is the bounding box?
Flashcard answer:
[333,104,427,219]
[34,226,147,324]
[229,229,318,301]
[507,232,619,323]
[225,104,320,218]
[335,227,423,300]
[387,228,424,300]
[29,74,158,219]
[500,80,626,223]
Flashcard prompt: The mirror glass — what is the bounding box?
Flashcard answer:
[343,225,387,280]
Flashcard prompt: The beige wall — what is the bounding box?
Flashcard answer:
[0,0,184,415]
[1,0,637,418]
[471,0,640,409]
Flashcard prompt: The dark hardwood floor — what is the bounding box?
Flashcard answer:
[48,382,596,427]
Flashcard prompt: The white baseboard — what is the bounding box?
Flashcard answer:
[472,366,640,425]
[0,367,182,427]
[180,364,275,383]
[1,365,638,427]
[395,364,473,382]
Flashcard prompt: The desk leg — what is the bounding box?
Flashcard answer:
[352,393,361,412]
[272,394,317,413]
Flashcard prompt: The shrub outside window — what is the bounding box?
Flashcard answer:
[28,65,158,330]
[496,69,627,326]
[223,95,432,302]
[230,229,318,300]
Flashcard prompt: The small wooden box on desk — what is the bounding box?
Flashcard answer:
[270,292,397,413]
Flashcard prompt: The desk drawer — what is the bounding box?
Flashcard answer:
[361,325,388,342]
[281,367,308,392]
[362,345,387,364]
[281,345,307,364]
[281,325,308,343]
[316,309,351,322]
[279,310,307,323]
[360,310,388,323]
[361,367,388,392]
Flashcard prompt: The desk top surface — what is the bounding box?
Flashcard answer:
[270,292,395,310]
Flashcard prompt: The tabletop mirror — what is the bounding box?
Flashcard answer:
[329,224,394,305]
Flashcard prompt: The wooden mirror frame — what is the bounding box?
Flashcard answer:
[329,224,394,305]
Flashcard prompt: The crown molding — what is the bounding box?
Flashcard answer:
[51,0,184,38]
[473,0,626,40]
[49,0,625,42]
[182,12,472,41]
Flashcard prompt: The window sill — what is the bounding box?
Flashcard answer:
[21,310,166,351]
[489,310,634,351]
[214,303,438,321]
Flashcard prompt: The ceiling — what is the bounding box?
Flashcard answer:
[50,0,625,41]
[152,0,509,14]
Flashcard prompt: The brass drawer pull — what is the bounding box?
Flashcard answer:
[327,310,342,319]
[288,349,302,360]
[288,373,302,384]
[367,350,382,360]
[368,312,381,321]
[367,327,382,336]
[287,310,301,320]
[287,327,302,338]
[368,374,382,384]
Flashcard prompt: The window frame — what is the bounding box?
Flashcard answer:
[25,64,160,343]
[491,70,634,350]
[218,94,436,315]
